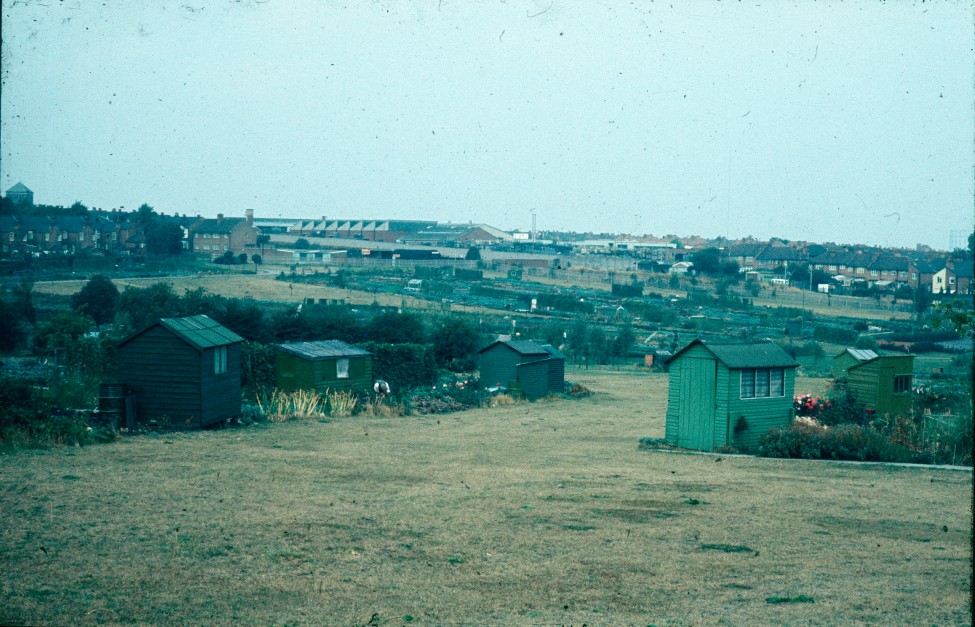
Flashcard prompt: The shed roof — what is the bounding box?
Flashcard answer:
[159,315,244,349]
[6,182,32,194]
[671,339,798,368]
[479,338,550,356]
[847,353,914,371]
[118,314,243,350]
[838,348,879,362]
[276,339,372,360]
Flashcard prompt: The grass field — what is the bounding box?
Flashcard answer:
[1,369,971,625]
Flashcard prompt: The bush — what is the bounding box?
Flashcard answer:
[360,342,437,391]
[758,423,914,463]
[0,377,105,448]
[241,341,276,392]
[814,325,858,345]
[817,381,871,426]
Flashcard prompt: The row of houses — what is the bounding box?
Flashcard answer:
[725,242,973,294]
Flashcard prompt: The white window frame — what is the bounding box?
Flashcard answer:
[741,368,785,399]
[336,358,350,379]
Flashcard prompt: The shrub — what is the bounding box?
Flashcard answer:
[794,394,830,418]
[817,382,870,426]
[0,377,107,448]
[360,342,437,391]
[758,422,914,463]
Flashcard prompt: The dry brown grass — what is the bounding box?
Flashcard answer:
[1,369,971,625]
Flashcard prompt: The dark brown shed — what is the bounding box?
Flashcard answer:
[116,315,243,429]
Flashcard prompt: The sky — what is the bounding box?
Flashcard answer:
[1,1,973,250]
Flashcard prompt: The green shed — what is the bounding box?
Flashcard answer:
[846,353,914,417]
[478,338,565,400]
[116,315,243,429]
[665,339,799,451]
[832,348,878,378]
[275,340,373,394]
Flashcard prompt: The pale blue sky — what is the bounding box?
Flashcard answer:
[2,1,972,249]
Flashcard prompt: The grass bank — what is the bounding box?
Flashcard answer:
[1,370,970,625]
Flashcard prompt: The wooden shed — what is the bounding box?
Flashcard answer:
[275,340,373,394]
[116,315,243,429]
[478,339,565,400]
[845,353,914,417]
[832,348,878,378]
[665,339,799,451]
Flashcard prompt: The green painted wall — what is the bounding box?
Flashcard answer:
[276,353,373,394]
[847,355,914,417]
[726,367,796,449]
[666,343,796,451]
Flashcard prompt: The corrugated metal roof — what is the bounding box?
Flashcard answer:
[276,340,371,360]
[159,315,244,349]
[672,339,798,368]
[844,348,878,361]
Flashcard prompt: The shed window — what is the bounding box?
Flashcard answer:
[741,368,785,399]
[214,346,227,374]
[336,358,350,379]
[894,375,911,394]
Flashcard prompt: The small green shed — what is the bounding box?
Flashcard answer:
[665,339,799,451]
[478,338,565,400]
[846,353,914,417]
[116,315,243,429]
[832,348,878,378]
[275,340,373,394]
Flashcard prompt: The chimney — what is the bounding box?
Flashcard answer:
[217,213,224,223]
[246,208,254,226]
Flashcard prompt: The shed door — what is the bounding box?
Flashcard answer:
[678,358,716,450]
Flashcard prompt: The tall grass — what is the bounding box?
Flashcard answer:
[256,389,326,422]
[325,390,358,417]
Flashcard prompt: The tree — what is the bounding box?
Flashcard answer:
[71,274,119,325]
[913,286,932,316]
[432,315,481,370]
[465,247,481,261]
[145,222,184,255]
[11,279,36,325]
[237,253,248,265]
[256,234,271,252]
[364,310,425,344]
[611,323,636,363]
[116,283,182,330]
[136,203,156,230]
[567,319,590,366]
[33,310,94,351]
[0,299,29,352]
[293,238,310,249]
[690,247,721,274]
[252,254,263,265]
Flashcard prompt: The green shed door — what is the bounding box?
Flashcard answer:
[678,358,716,450]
